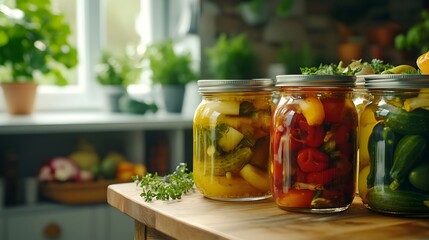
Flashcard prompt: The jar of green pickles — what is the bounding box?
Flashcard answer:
[272,75,358,213]
[358,74,429,216]
[193,79,274,201]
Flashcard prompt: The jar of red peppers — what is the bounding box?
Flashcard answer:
[358,74,429,216]
[272,75,358,213]
[193,79,274,201]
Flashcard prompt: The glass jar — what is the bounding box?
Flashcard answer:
[353,76,369,117]
[358,74,429,216]
[193,79,274,201]
[272,75,358,213]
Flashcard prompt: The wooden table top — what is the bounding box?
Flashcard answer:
[107,183,429,240]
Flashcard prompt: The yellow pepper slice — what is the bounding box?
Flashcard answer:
[417,50,429,74]
[403,95,429,112]
[298,96,325,126]
[358,108,379,169]
[401,52,429,112]
[358,165,370,203]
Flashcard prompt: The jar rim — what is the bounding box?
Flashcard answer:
[364,74,429,89]
[275,75,356,87]
[197,79,275,92]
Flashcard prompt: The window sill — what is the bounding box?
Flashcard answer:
[0,111,193,134]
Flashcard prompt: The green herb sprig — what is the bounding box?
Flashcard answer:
[300,59,396,76]
[300,62,357,76]
[132,163,194,202]
[366,59,394,74]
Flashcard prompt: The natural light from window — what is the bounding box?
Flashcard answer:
[0,0,200,113]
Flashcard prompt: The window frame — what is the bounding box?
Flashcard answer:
[0,0,196,113]
[0,0,104,112]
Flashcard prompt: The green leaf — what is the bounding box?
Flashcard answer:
[0,0,78,84]
[144,40,198,85]
[96,50,143,86]
[0,31,9,47]
[276,0,294,17]
[206,33,257,79]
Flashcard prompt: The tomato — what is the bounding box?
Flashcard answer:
[321,97,346,123]
[296,148,329,173]
[290,114,324,147]
[276,189,315,208]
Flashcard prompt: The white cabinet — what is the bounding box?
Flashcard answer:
[7,207,94,240]
[2,205,133,240]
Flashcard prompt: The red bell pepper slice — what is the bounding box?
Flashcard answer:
[297,148,329,173]
[290,114,324,147]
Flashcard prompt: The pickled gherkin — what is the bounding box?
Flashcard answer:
[359,74,429,216]
[204,147,252,176]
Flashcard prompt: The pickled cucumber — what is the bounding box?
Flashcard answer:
[193,173,266,198]
[204,147,252,175]
[240,164,270,191]
[218,126,244,152]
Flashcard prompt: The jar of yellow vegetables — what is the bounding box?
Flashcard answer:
[193,79,274,201]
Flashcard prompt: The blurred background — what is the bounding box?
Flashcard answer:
[1,0,429,239]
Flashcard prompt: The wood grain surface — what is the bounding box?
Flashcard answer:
[107,183,429,240]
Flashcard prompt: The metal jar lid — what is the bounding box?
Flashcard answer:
[197,79,275,93]
[275,75,356,87]
[364,74,429,89]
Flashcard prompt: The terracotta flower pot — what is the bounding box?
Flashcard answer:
[1,82,38,115]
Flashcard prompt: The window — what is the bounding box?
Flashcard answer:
[0,0,104,112]
[0,0,200,113]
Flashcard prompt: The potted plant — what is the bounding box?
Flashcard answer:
[395,10,429,56]
[95,50,142,112]
[278,42,317,74]
[144,40,198,113]
[206,33,258,79]
[0,0,78,115]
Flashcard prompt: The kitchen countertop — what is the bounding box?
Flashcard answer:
[107,183,429,240]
